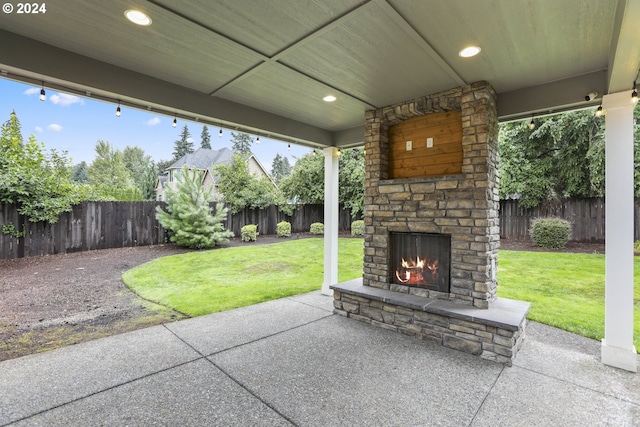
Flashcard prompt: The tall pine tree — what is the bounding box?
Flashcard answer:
[172,124,194,161]
[200,125,211,149]
[271,153,292,184]
[231,132,253,155]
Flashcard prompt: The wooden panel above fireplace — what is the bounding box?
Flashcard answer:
[388,111,462,179]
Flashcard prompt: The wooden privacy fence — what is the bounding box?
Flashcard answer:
[499,198,640,242]
[0,202,166,260]
[4,198,635,260]
[0,202,358,260]
[224,204,353,238]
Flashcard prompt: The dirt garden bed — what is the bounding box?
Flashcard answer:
[0,237,604,362]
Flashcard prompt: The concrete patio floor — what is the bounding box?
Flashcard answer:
[1,291,638,426]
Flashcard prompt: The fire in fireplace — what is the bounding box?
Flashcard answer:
[390,232,451,293]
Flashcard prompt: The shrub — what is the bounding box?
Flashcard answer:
[277,221,291,238]
[241,224,258,242]
[155,165,233,249]
[530,217,571,249]
[351,220,365,235]
[310,222,324,235]
[634,241,640,253]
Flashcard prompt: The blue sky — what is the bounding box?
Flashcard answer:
[0,78,312,170]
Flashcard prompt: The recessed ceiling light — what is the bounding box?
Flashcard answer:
[458,46,481,58]
[125,10,152,26]
[323,95,337,102]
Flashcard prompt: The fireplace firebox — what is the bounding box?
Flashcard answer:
[390,232,450,293]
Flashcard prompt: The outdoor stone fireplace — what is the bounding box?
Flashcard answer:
[332,82,530,365]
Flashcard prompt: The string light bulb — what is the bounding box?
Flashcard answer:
[256,136,260,144]
[528,116,535,130]
[116,101,121,117]
[287,143,291,151]
[219,128,223,137]
[632,82,638,104]
[39,82,46,101]
[595,106,603,117]
[172,114,177,128]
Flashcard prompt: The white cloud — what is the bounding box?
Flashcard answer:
[145,117,161,126]
[24,87,39,96]
[47,123,63,132]
[35,126,43,133]
[49,93,84,106]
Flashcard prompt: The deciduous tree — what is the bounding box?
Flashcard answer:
[214,153,281,213]
[280,148,365,218]
[123,146,156,200]
[87,140,140,200]
[0,111,86,223]
[338,147,365,218]
[498,109,606,207]
[279,152,324,204]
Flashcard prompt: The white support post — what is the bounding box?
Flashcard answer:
[322,147,339,296]
[601,91,637,372]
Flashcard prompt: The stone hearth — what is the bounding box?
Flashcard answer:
[332,82,529,365]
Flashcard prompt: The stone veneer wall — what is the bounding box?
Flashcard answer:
[332,283,528,366]
[363,81,500,308]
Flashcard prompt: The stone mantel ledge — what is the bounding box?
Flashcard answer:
[331,278,529,332]
[374,175,465,186]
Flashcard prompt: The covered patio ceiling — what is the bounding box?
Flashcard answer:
[0,0,639,149]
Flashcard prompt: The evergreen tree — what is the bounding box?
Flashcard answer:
[200,125,211,149]
[271,153,292,184]
[155,165,233,249]
[71,161,89,182]
[156,158,173,174]
[231,132,253,155]
[172,124,194,160]
[139,162,158,200]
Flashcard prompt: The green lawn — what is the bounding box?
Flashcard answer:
[123,238,363,316]
[498,251,640,349]
[123,238,640,348]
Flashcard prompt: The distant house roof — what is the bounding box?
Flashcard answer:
[156,174,167,188]
[169,147,233,170]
